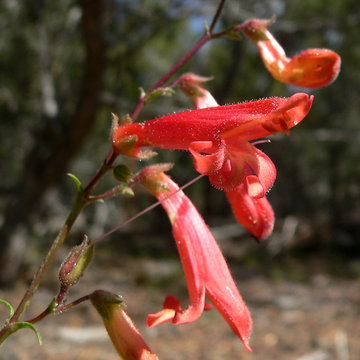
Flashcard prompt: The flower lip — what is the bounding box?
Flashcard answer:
[286,48,341,88]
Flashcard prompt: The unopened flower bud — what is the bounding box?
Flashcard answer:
[113,164,132,183]
[90,290,159,360]
[174,73,218,108]
[59,235,94,288]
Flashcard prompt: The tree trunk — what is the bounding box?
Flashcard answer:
[0,0,106,284]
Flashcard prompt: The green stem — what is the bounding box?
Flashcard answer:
[0,0,229,344]
[0,149,118,344]
[6,216,78,325]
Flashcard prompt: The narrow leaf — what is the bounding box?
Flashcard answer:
[15,322,43,345]
[67,173,84,193]
[0,299,14,319]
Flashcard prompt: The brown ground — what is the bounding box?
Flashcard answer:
[1,250,359,360]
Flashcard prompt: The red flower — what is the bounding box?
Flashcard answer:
[240,18,341,88]
[113,93,313,239]
[113,94,312,186]
[139,166,252,351]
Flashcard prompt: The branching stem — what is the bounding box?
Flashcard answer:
[0,0,228,345]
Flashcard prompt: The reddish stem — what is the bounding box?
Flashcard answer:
[131,0,228,121]
[84,148,118,197]
[26,294,92,325]
[88,184,126,202]
[131,35,211,121]
[0,0,229,343]
[209,0,227,33]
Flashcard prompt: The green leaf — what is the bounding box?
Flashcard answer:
[139,87,146,99]
[14,322,42,345]
[203,19,210,33]
[67,173,84,193]
[0,299,14,320]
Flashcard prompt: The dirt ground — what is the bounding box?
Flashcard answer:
[1,250,360,360]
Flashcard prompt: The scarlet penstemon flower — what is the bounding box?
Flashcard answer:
[112,92,313,239]
[139,165,252,351]
[238,18,341,88]
[174,73,276,239]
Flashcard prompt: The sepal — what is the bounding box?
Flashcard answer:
[138,163,174,193]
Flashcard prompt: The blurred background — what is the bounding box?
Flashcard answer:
[0,0,359,359]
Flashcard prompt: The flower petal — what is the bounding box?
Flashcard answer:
[112,94,313,156]
[253,146,277,192]
[286,49,341,88]
[222,93,313,140]
[226,184,275,240]
[147,296,181,327]
[189,140,225,174]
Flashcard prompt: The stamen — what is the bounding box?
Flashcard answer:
[251,139,271,146]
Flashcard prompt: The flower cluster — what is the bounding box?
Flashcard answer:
[107,16,340,356]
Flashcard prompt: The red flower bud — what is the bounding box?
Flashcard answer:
[174,73,218,108]
[90,290,159,360]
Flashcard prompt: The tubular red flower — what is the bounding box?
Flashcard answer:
[113,93,313,161]
[240,18,341,88]
[139,168,252,351]
[113,93,312,239]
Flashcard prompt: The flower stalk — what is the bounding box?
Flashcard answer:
[0,148,118,343]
